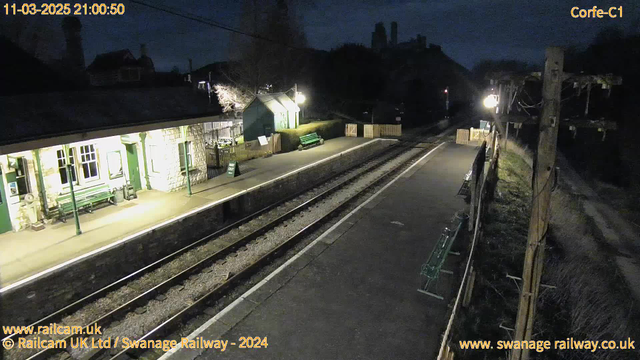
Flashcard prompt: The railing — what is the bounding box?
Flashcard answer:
[437,129,499,360]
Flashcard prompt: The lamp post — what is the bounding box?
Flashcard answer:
[293,83,306,127]
[444,87,449,116]
[180,125,192,196]
[64,144,81,235]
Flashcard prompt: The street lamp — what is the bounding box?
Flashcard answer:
[295,92,306,104]
[444,87,449,117]
[483,94,498,109]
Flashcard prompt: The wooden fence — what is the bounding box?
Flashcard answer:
[456,129,470,145]
[456,127,492,146]
[362,124,402,138]
[437,129,499,360]
[380,124,402,136]
[206,134,281,177]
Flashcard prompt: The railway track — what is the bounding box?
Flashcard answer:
[3,122,459,360]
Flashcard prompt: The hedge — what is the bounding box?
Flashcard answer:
[278,119,344,152]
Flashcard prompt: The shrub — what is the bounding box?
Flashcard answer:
[277,119,344,152]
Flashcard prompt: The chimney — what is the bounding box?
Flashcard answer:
[390,22,397,47]
[61,16,85,70]
[140,43,148,57]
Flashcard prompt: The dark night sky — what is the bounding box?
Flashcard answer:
[3,0,640,72]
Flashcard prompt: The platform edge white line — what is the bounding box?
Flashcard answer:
[159,141,446,359]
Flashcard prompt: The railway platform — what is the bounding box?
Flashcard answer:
[0,137,384,289]
[165,142,478,360]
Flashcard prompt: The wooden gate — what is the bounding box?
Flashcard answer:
[345,123,357,137]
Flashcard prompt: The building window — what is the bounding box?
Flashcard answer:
[79,144,99,180]
[57,148,77,185]
[106,151,123,180]
[14,157,30,196]
[178,141,192,171]
[148,144,160,173]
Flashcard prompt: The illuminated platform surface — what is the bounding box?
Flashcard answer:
[169,143,478,360]
[0,137,377,288]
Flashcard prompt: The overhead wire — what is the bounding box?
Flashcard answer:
[129,0,310,52]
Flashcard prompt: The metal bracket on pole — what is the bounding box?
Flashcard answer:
[507,274,556,289]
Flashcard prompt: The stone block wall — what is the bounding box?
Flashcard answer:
[146,124,207,192]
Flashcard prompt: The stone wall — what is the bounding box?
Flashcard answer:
[0,139,392,326]
[146,124,207,192]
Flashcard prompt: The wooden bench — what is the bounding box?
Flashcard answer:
[57,184,115,223]
[298,132,324,150]
[417,213,466,300]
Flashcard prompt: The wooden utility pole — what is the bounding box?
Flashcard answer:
[510,47,564,360]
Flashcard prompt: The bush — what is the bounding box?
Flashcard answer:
[277,119,344,152]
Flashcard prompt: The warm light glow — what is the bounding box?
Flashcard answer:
[444,89,448,93]
[483,94,498,108]
[295,92,306,104]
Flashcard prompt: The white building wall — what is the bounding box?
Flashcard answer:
[1,123,207,232]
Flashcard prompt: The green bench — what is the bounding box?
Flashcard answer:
[298,132,324,151]
[57,184,115,223]
[417,212,466,300]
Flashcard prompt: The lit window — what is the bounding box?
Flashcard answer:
[178,141,192,171]
[14,157,30,196]
[106,151,123,180]
[57,148,77,185]
[80,144,99,180]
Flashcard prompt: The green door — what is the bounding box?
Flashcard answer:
[0,169,13,234]
[125,144,142,191]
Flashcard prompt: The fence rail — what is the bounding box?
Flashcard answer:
[437,129,499,360]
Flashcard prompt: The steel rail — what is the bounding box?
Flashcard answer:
[22,125,443,360]
[108,134,445,360]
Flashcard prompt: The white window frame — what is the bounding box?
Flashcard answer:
[79,144,100,181]
[56,148,78,186]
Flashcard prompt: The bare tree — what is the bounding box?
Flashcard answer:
[228,0,307,94]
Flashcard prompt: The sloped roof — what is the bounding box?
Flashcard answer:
[0,36,68,95]
[0,86,221,148]
[87,49,140,72]
[251,93,300,114]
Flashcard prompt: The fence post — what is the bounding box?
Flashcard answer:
[469,162,476,232]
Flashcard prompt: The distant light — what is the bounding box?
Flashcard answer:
[198,81,206,85]
[483,94,498,108]
[444,89,448,93]
[295,92,306,104]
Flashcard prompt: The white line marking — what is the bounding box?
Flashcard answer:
[1,139,394,293]
[159,141,447,359]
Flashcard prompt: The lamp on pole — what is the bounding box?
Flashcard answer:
[292,83,306,127]
[64,144,81,235]
[444,87,449,116]
[180,125,192,196]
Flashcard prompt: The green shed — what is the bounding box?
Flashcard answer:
[242,93,300,141]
